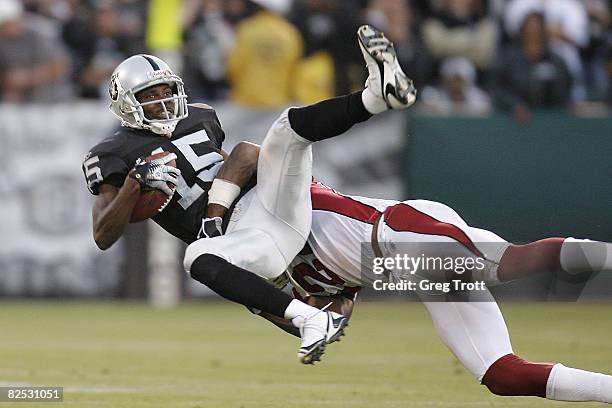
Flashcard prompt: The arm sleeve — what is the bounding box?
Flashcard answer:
[82,152,130,195]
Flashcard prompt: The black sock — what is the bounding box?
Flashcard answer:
[190,254,293,318]
[288,91,372,142]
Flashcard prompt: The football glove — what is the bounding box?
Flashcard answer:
[197,216,223,239]
[129,153,181,196]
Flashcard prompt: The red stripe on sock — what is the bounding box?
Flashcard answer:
[482,354,554,397]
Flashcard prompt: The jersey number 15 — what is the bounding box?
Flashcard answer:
[152,129,223,210]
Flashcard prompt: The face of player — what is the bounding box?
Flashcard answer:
[135,84,176,121]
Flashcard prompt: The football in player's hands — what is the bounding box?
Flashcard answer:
[129,151,179,223]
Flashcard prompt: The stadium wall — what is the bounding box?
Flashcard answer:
[403,111,612,299]
[404,111,612,242]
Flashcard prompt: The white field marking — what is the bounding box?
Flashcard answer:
[0,369,30,376]
[65,386,146,394]
[0,381,32,386]
[398,401,532,407]
[0,339,189,351]
[272,400,531,407]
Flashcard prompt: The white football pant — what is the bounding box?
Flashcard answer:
[420,291,514,381]
[184,109,312,279]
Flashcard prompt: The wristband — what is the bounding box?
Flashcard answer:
[208,178,241,209]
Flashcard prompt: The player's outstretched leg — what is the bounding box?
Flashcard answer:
[286,25,416,144]
[495,238,612,283]
[423,293,612,403]
[186,251,347,365]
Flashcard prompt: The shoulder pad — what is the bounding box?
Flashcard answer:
[188,103,214,111]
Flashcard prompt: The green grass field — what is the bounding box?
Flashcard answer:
[1,301,611,408]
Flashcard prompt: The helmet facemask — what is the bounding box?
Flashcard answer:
[126,77,188,136]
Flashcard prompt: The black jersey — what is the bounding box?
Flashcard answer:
[82,104,226,243]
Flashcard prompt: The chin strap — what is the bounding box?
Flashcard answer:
[149,120,179,136]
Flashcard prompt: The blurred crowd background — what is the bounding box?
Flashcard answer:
[0,0,611,122]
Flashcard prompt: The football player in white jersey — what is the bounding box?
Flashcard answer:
[305,183,612,404]
[209,162,612,403]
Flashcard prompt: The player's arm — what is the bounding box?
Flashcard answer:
[91,154,180,249]
[92,181,141,250]
[258,311,301,337]
[206,141,260,218]
[258,294,356,338]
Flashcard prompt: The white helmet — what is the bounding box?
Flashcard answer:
[108,54,188,136]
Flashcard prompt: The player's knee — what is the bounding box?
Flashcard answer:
[481,354,552,398]
[188,254,227,286]
[184,240,223,273]
[183,243,200,273]
[269,108,312,145]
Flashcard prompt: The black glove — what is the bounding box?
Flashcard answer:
[129,153,180,196]
[197,216,223,239]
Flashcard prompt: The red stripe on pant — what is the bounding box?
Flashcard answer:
[382,203,484,258]
[310,181,380,224]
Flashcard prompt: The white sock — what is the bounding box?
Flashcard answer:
[546,363,612,403]
[361,88,387,114]
[560,238,611,274]
[284,299,320,328]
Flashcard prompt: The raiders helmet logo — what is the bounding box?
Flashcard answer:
[109,73,119,101]
[147,69,173,80]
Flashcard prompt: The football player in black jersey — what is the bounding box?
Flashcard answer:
[83,25,417,364]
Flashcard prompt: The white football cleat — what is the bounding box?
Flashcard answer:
[358,24,417,110]
[298,309,349,365]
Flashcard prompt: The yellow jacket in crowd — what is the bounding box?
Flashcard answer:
[227,10,304,107]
